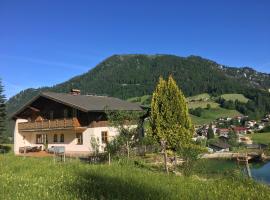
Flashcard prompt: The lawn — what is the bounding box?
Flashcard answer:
[191,107,242,125]
[220,94,249,103]
[251,132,270,144]
[188,100,219,109]
[1,154,270,200]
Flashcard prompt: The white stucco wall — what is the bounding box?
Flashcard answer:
[14,122,122,155]
[14,118,28,154]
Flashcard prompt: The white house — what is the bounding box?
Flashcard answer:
[12,90,143,156]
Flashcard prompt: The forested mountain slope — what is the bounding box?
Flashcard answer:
[6,54,270,118]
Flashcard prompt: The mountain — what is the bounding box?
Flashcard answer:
[6,54,270,118]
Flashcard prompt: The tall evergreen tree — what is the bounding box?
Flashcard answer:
[150,76,194,173]
[207,124,214,140]
[0,79,6,137]
[150,76,194,149]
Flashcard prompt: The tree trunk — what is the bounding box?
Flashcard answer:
[127,141,130,158]
[164,148,169,174]
[161,140,169,174]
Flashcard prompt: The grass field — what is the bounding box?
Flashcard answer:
[127,95,151,106]
[191,107,242,125]
[188,101,219,109]
[251,132,270,144]
[220,94,249,103]
[1,154,270,200]
[187,93,211,101]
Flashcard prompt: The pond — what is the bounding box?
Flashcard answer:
[251,161,270,184]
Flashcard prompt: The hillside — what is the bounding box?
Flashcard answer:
[127,93,243,125]
[6,54,270,119]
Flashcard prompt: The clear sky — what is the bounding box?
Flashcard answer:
[1,0,270,99]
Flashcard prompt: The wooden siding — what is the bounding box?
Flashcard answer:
[18,118,82,132]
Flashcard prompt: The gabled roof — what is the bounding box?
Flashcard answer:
[12,92,143,119]
[210,141,231,149]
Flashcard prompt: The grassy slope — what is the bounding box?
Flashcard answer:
[127,95,151,106]
[188,101,219,109]
[187,93,211,101]
[220,94,249,103]
[1,154,270,200]
[251,132,270,144]
[128,93,243,125]
[191,107,242,125]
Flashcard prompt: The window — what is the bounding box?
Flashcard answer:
[53,134,58,143]
[36,134,44,144]
[64,109,68,118]
[76,133,83,145]
[60,134,64,143]
[50,111,54,120]
[101,131,108,144]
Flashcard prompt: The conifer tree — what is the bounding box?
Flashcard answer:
[150,76,194,148]
[207,124,214,140]
[150,75,194,173]
[0,79,6,137]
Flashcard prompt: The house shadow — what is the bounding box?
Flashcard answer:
[69,170,170,200]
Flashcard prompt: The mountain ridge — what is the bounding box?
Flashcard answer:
[6,54,270,117]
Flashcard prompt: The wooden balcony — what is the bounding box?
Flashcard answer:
[18,118,83,132]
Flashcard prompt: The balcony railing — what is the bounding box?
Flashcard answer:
[18,118,81,132]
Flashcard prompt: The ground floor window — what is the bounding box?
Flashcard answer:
[101,131,108,144]
[53,134,58,143]
[60,134,64,143]
[76,133,83,145]
[36,134,45,144]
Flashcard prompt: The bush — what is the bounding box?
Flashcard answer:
[177,143,207,176]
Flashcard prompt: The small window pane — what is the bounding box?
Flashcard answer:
[53,134,58,143]
[76,133,83,145]
[101,131,108,144]
[60,134,64,143]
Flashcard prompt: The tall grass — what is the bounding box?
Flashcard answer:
[0,154,270,200]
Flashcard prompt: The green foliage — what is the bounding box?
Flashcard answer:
[207,125,215,140]
[106,110,145,156]
[90,136,100,155]
[177,143,207,176]
[0,79,6,137]
[228,130,238,147]
[189,107,203,117]
[150,76,194,149]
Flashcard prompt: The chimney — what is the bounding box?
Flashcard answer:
[70,89,81,95]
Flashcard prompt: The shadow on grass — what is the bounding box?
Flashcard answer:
[69,170,170,200]
[0,145,12,153]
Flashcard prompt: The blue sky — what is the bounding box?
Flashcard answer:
[1,0,270,99]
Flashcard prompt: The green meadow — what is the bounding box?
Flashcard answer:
[251,132,270,144]
[191,107,241,125]
[220,93,249,103]
[1,153,270,200]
